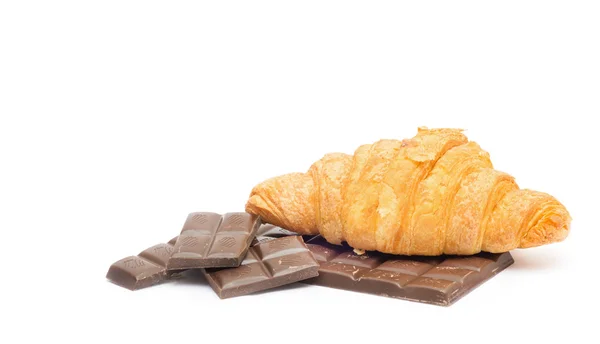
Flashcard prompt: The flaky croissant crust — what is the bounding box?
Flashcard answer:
[246,128,571,255]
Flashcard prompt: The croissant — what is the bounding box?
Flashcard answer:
[245,128,571,255]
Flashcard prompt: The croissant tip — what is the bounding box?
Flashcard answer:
[519,207,571,248]
[244,194,265,215]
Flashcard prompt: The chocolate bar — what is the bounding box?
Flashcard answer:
[106,237,179,290]
[167,212,260,270]
[303,236,514,306]
[252,223,298,245]
[203,236,319,299]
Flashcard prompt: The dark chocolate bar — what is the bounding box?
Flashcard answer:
[106,237,178,290]
[203,236,319,299]
[303,236,514,306]
[167,212,260,270]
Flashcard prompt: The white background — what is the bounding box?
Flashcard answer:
[1,1,598,343]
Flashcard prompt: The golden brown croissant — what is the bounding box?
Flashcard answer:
[246,128,571,255]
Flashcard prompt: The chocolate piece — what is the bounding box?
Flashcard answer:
[252,224,299,245]
[167,212,260,270]
[203,236,319,299]
[304,236,514,306]
[106,237,179,290]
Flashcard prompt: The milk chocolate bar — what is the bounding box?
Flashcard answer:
[167,212,260,270]
[252,223,299,245]
[304,236,514,306]
[203,236,319,299]
[106,237,178,290]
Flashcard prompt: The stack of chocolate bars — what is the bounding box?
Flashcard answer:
[106,212,514,306]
